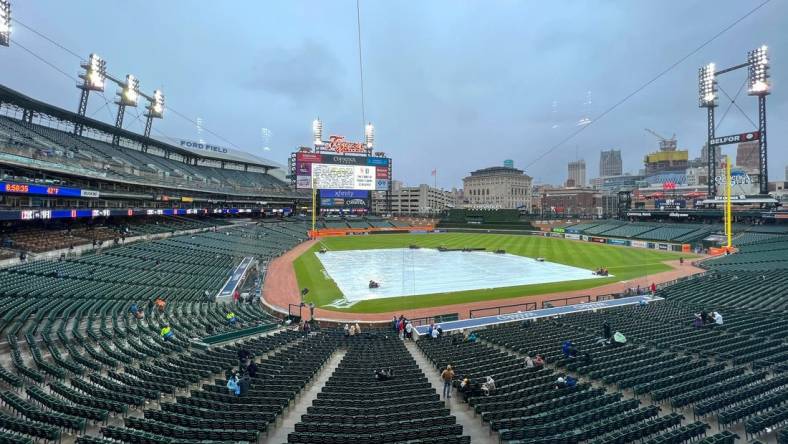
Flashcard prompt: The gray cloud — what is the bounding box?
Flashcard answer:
[244,40,344,104]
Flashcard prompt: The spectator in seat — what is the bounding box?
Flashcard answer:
[154,297,166,313]
[129,303,139,317]
[481,376,496,396]
[226,311,238,326]
[246,360,258,378]
[565,376,577,388]
[602,321,612,340]
[233,289,240,304]
[562,340,573,358]
[610,331,626,347]
[432,326,440,340]
[160,324,173,341]
[555,377,567,389]
[227,373,241,396]
[534,354,545,369]
[441,365,454,399]
[375,368,393,381]
[405,321,413,340]
[459,377,471,400]
[343,323,350,337]
[354,323,361,334]
[524,355,535,369]
[713,311,723,326]
[238,349,251,364]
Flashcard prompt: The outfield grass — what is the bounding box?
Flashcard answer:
[293,233,693,313]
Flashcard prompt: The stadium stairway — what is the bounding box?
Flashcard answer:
[406,341,493,443]
[263,349,346,444]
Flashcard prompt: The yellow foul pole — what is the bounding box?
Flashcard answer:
[725,157,732,249]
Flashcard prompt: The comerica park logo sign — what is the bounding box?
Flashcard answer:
[709,131,760,146]
[713,173,753,186]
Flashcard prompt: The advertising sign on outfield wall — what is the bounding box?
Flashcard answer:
[658,243,669,250]
[630,240,648,248]
[607,239,630,246]
[565,233,581,240]
[590,237,607,243]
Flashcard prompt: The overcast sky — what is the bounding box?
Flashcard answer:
[3,1,786,188]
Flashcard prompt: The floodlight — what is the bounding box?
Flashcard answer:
[78,53,106,91]
[747,45,770,95]
[698,63,717,107]
[145,89,164,119]
[117,74,139,107]
[0,0,10,47]
[312,118,323,146]
[365,122,375,149]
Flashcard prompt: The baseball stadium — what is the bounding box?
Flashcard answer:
[0,2,787,444]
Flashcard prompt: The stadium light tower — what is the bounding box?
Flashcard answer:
[0,0,11,47]
[143,89,164,138]
[74,53,107,135]
[748,45,770,194]
[365,122,375,151]
[698,63,717,197]
[111,74,139,144]
[312,118,323,146]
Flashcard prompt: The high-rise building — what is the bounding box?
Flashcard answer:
[736,141,760,173]
[599,149,622,177]
[463,166,532,210]
[503,159,514,168]
[387,184,457,215]
[785,165,788,181]
[568,160,586,187]
[700,143,722,166]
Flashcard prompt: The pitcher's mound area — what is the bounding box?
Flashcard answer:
[318,248,606,306]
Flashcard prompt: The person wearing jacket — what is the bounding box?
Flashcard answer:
[440,365,454,399]
[227,373,240,396]
[160,324,173,341]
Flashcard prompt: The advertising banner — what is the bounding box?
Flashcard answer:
[320,189,370,199]
[376,179,390,190]
[296,152,322,163]
[565,233,581,240]
[658,243,669,250]
[367,157,389,166]
[590,237,607,243]
[376,167,389,179]
[630,240,648,248]
[552,227,566,233]
[1,181,92,198]
[321,154,367,166]
[607,239,630,246]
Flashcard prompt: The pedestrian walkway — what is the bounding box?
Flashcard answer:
[405,341,493,444]
[262,349,347,444]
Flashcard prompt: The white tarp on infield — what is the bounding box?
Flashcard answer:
[316,248,607,302]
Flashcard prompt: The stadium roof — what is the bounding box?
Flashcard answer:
[0,84,278,169]
[152,136,284,170]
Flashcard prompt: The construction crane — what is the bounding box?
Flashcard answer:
[644,128,677,151]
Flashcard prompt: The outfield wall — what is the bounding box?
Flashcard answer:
[545,230,693,253]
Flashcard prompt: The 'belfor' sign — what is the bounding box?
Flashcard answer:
[710,131,760,146]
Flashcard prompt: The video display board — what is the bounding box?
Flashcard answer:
[295,153,389,191]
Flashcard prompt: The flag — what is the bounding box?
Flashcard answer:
[431,169,436,176]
